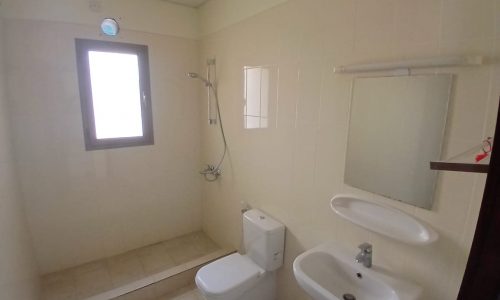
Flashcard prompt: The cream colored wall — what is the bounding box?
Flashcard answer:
[199,0,500,299]
[0,19,40,299]
[198,0,288,36]
[3,17,203,274]
[0,0,199,39]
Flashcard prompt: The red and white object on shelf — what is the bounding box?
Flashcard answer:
[475,137,493,163]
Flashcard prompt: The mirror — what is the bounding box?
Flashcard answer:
[345,74,453,209]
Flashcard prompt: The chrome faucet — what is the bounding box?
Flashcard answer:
[355,242,372,268]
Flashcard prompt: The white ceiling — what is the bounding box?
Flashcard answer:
[165,0,209,8]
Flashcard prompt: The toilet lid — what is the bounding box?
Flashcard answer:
[196,253,264,298]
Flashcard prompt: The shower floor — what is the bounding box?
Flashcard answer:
[41,231,232,300]
[156,285,202,300]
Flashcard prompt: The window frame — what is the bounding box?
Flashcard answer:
[75,38,154,151]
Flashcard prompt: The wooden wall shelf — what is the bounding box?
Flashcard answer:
[430,146,490,173]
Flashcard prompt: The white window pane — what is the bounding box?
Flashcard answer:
[88,51,143,139]
[245,67,262,117]
[245,116,261,129]
[244,66,275,129]
[260,68,270,119]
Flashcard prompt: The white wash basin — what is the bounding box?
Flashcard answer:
[293,242,422,300]
[330,195,438,245]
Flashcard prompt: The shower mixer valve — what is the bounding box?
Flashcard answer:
[200,164,221,176]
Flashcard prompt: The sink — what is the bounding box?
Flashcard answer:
[293,242,422,300]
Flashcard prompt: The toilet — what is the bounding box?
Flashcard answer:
[195,209,285,300]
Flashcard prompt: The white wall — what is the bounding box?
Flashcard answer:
[0,18,40,299]
[199,0,288,36]
[199,0,500,299]
[0,0,199,39]
[3,14,203,273]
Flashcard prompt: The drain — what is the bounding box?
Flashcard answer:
[343,293,356,300]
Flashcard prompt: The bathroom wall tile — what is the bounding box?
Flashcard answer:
[444,67,492,143]
[441,0,496,42]
[394,0,441,45]
[484,49,500,136]
[496,0,500,37]
[314,66,351,200]
[4,18,203,273]
[320,0,356,55]
[353,0,397,60]
[199,1,495,299]
[440,175,487,299]
[290,125,318,209]
[414,171,475,239]
[249,14,283,65]
[296,61,324,129]
[394,42,440,60]
[0,194,39,290]
[439,172,483,296]
[276,245,310,300]
[407,235,460,300]
[276,63,300,129]
[460,175,487,253]
[277,26,303,65]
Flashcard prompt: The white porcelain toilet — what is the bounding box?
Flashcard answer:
[195,209,285,300]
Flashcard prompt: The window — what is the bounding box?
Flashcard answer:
[75,39,154,150]
[243,65,277,129]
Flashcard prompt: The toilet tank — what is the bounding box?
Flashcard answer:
[243,209,285,271]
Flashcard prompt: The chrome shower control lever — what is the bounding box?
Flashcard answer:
[200,164,216,174]
[355,242,372,268]
[199,164,221,181]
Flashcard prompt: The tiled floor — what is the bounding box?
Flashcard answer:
[156,285,203,300]
[42,231,219,300]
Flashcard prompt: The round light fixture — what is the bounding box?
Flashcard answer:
[101,18,120,36]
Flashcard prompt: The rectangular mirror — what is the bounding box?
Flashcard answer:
[345,74,453,209]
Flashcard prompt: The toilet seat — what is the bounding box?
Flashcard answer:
[196,253,265,299]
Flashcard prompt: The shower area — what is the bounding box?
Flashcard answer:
[42,232,229,300]
[0,1,231,299]
[38,54,231,299]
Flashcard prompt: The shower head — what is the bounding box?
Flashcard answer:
[187,72,212,87]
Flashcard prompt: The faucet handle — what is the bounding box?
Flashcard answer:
[358,242,372,253]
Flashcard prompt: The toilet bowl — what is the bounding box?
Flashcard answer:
[195,209,285,300]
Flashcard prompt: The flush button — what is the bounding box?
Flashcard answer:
[259,215,266,220]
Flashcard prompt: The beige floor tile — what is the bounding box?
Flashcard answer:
[137,243,176,275]
[42,231,219,300]
[114,285,157,300]
[163,234,205,265]
[156,285,203,300]
[107,251,146,287]
[191,232,218,254]
[42,270,77,300]
[73,261,113,299]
